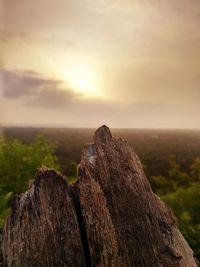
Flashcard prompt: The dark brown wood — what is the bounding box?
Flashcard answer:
[74,164,123,267]
[0,230,3,267]
[2,167,84,267]
[75,125,198,267]
[1,125,198,267]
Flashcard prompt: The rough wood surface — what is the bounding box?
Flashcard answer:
[74,165,123,267]
[2,167,84,267]
[0,230,3,267]
[75,125,198,267]
[1,125,198,267]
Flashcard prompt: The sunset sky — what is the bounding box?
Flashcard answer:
[1,0,200,128]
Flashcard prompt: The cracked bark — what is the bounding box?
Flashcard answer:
[1,125,199,267]
[2,168,85,267]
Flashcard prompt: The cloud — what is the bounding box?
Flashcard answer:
[0,29,28,43]
[1,69,78,108]
[1,69,199,128]
[28,86,76,108]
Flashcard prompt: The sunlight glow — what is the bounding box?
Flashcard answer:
[60,64,102,98]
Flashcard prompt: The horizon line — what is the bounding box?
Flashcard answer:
[1,124,200,131]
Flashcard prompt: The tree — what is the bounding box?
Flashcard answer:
[149,155,190,195]
[66,160,77,183]
[168,155,190,187]
[149,175,176,195]
[190,157,200,183]
[0,135,60,194]
[162,183,200,259]
[0,192,12,228]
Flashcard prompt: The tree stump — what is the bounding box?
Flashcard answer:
[2,168,84,267]
[1,125,199,267]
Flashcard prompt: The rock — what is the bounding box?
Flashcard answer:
[2,125,199,267]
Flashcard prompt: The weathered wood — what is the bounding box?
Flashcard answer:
[2,167,84,267]
[74,163,123,267]
[0,230,3,267]
[76,125,198,267]
[1,125,199,267]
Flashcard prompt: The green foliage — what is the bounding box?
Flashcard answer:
[67,176,77,184]
[149,156,200,259]
[149,155,191,195]
[149,175,176,195]
[168,155,190,187]
[0,135,60,194]
[67,160,77,177]
[190,157,200,183]
[66,160,78,183]
[162,183,200,259]
[0,192,12,228]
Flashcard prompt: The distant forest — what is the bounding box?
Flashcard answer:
[2,127,200,177]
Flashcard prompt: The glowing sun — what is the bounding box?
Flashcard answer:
[60,64,101,97]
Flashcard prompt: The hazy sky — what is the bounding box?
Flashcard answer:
[1,0,200,128]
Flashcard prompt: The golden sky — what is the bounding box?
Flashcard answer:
[1,0,200,128]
